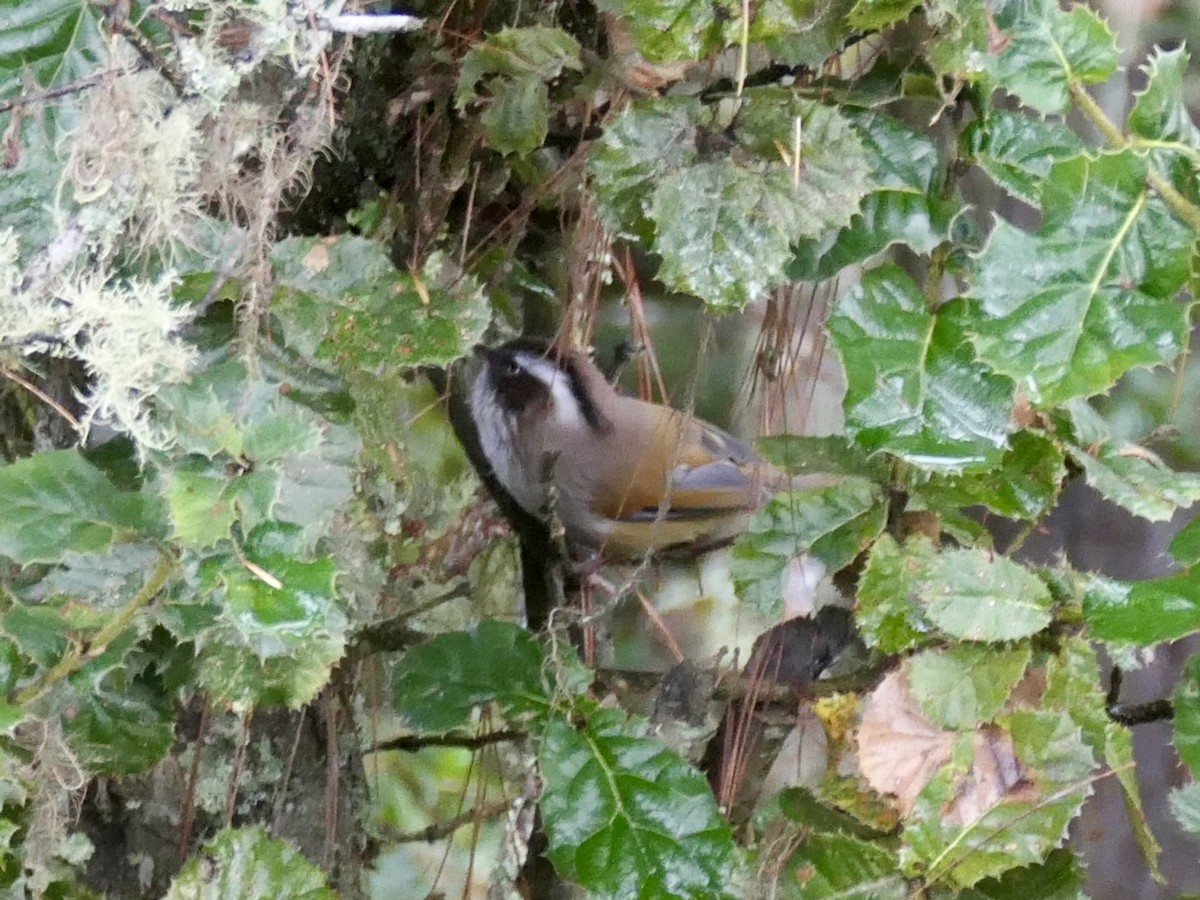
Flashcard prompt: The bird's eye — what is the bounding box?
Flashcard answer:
[504,360,521,376]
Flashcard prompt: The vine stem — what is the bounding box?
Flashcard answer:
[1068,80,1200,233]
[12,553,177,707]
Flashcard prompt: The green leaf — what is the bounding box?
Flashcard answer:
[456,26,581,106]
[161,458,279,549]
[903,710,1095,888]
[790,112,959,280]
[970,847,1086,899]
[0,450,150,564]
[593,0,736,62]
[590,93,872,311]
[1103,722,1162,879]
[754,434,890,480]
[917,431,1066,522]
[858,536,1053,648]
[829,265,1014,469]
[272,238,489,369]
[908,644,1031,730]
[64,673,173,776]
[1175,656,1200,777]
[1083,573,1200,646]
[1169,514,1200,566]
[731,479,885,618]
[970,152,1192,405]
[963,109,1085,206]
[848,0,920,30]
[923,550,1052,641]
[456,27,581,156]
[1169,782,1200,834]
[2,604,70,668]
[1068,442,1200,522]
[982,0,1118,115]
[750,0,856,68]
[481,74,550,156]
[779,830,906,898]
[393,620,553,732]
[188,524,347,708]
[856,534,940,653]
[164,826,335,900]
[539,709,736,900]
[1128,46,1200,150]
[0,0,106,116]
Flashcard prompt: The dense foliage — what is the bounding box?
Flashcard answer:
[0,0,1199,897]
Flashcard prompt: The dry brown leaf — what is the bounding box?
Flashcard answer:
[857,669,954,817]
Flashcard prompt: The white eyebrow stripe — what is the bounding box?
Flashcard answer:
[518,353,587,430]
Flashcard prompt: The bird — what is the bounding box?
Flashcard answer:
[468,337,784,559]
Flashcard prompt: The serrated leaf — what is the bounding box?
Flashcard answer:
[272,238,489,369]
[856,534,940,653]
[903,710,1095,888]
[1169,514,1200,566]
[778,830,906,898]
[591,93,871,311]
[970,847,1086,899]
[456,27,581,156]
[0,450,150,564]
[481,74,550,156]
[970,152,1192,405]
[1083,573,1200,646]
[164,826,335,900]
[754,434,890,480]
[923,550,1052,641]
[829,266,1014,469]
[918,431,1066,522]
[1104,722,1162,879]
[791,112,959,280]
[1175,656,1200,778]
[1067,442,1200,522]
[0,0,106,113]
[2,604,70,669]
[963,109,1085,206]
[750,0,856,68]
[1128,46,1200,150]
[1169,782,1200,834]
[393,620,553,732]
[848,0,920,30]
[1042,637,1107,752]
[593,0,737,62]
[64,674,173,776]
[188,524,347,708]
[731,479,885,618]
[456,26,581,107]
[161,458,278,548]
[908,644,1031,730]
[983,0,1118,115]
[539,708,736,900]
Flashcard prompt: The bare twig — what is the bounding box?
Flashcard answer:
[385,799,513,844]
[0,64,146,115]
[372,728,525,754]
[0,367,82,433]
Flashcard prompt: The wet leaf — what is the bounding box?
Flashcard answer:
[164,826,335,899]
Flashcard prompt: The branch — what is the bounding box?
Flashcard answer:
[0,64,146,115]
[12,553,177,707]
[384,799,514,844]
[372,728,524,754]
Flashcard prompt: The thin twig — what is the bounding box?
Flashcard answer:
[385,799,513,844]
[0,368,82,433]
[0,64,146,115]
[224,708,253,828]
[271,707,307,836]
[177,696,210,862]
[372,728,524,754]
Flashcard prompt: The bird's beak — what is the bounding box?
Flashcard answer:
[472,344,491,360]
